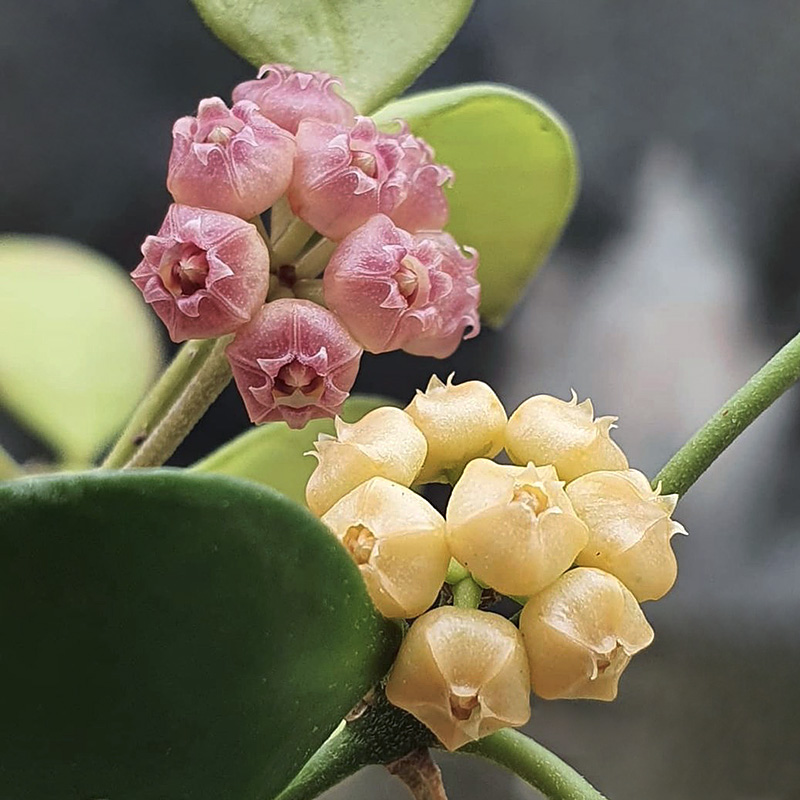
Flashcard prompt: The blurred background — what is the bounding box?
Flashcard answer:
[2,1,800,798]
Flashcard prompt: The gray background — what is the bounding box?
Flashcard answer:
[2,2,800,798]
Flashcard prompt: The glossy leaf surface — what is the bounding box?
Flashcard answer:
[0,470,398,799]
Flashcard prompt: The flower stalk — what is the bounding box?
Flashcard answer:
[464,729,608,800]
[102,336,231,469]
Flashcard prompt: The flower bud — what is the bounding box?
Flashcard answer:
[288,117,405,241]
[387,124,453,232]
[385,607,531,751]
[226,298,362,429]
[305,407,428,516]
[321,477,448,618]
[405,375,507,484]
[566,470,686,602]
[519,567,654,701]
[232,63,356,135]
[505,393,628,483]
[131,204,269,342]
[167,97,295,220]
[446,459,588,596]
[324,215,480,357]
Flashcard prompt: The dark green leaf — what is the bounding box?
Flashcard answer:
[0,470,398,800]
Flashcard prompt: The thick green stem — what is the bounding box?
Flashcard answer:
[275,691,607,800]
[102,338,218,468]
[464,730,607,800]
[0,444,22,480]
[452,576,482,609]
[654,329,800,496]
[101,337,231,469]
[125,337,232,467]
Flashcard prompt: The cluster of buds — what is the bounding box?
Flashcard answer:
[132,65,480,428]
[306,376,686,750]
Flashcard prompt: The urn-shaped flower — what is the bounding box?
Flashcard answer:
[226,298,362,428]
[324,215,479,357]
[167,98,295,220]
[519,567,654,701]
[306,407,428,516]
[386,607,531,751]
[447,460,589,596]
[505,393,628,483]
[406,375,507,484]
[131,204,269,342]
[232,63,356,135]
[321,477,449,619]
[566,470,686,601]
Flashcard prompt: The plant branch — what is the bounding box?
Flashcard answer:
[101,337,231,469]
[463,730,608,800]
[386,749,448,800]
[654,329,800,496]
[0,444,22,480]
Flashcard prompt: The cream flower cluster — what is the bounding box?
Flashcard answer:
[306,375,686,751]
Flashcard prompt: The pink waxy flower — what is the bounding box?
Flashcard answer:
[226,298,363,428]
[287,116,407,241]
[232,63,356,135]
[131,204,269,342]
[167,97,295,220]
[389,124,453,233]
[323,214,480,358]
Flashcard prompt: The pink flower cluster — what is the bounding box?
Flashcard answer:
[133,64,480,428]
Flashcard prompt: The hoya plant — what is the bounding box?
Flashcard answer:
[1,2,798,799]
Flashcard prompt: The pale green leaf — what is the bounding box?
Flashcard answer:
[0,236,162,463]
[193,394,395,504]
[375,84,579,326]
[190,0,474,112]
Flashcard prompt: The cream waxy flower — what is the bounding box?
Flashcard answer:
[167,98,295,220]
[324,215,480,357]
[232,63,356,135]
[321,477,449,618]
[385,607,531,751]
[519,567,654,701]
[505,392,628,483]
[131,204,269,342]
[305,407,428,516]
[446,459,589,597]
[226,298,362,429]
[566,470,686,602]
[405,375,507,484]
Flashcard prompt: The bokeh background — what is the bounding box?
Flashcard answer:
[2,1,800,798]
